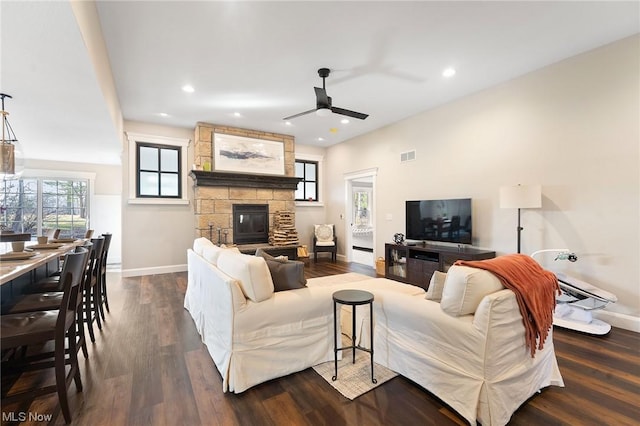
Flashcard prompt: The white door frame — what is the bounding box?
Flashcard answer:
[344,168,378,265]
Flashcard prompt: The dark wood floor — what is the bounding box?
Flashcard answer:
[2,260,639,425]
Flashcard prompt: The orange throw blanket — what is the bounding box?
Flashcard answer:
[456,254,560,357]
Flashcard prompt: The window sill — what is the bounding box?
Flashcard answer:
[295,201,324,207]
[128,198,190,206]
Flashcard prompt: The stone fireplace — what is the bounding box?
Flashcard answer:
[191,122,299,245]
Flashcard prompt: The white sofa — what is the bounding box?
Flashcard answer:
[185,238,422,393]
[185,238,564,425]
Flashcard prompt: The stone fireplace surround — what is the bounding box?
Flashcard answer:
[192,122,300,244]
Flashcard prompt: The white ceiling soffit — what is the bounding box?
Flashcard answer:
[2,1,639,166]
[1,1,121,165]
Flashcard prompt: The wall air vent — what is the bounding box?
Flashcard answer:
[400,150,416,163]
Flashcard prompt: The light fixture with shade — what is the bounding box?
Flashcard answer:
[499,184,542,253]
[1,93,22,179]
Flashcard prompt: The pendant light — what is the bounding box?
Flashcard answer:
[1,93,22,179]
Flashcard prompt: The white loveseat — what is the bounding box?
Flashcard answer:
[185,238,564,425]
[373,266,564,426]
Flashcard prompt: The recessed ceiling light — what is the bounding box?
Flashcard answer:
[233,112,241,117]
[158,112,169,117]
[284,121,292,126]
[318,137,324,142]
[341,119,350,124]
[182,84,195,93]
[442,67,456,78]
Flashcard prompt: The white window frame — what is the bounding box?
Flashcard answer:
[126,132,190,205]
[295,153,324,207]
[20,168,96,236]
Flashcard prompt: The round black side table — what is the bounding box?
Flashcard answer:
[331,289,376,384]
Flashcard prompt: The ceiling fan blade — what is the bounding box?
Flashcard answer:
[330,107,369,120]
[283,108,317,120]
[314,87,330,106]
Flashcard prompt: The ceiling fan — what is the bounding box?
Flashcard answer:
[283,68,369,121]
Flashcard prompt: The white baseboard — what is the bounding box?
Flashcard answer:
[593,310,640,333]
[121,263,187,277]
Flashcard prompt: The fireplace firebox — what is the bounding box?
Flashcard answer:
[232,204,269,244]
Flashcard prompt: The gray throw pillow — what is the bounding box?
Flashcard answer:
[256,248,307,292]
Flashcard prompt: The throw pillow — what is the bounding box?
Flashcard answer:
[202,245,240,265]
[425,270,447,301]
[217,251,274,302]
[255,248,307,292]
[440,265,504,316]
[193,237,214,256]
[314,224,335,246]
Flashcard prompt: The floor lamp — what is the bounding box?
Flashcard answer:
[499,184,542,253]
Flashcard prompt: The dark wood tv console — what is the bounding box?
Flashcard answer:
[237,243,298,260]
[385,243,495,290]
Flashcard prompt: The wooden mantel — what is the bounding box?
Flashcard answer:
[189,170,301,190]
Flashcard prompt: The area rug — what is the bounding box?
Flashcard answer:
[312,345,398,400]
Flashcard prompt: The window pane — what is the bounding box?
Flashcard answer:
[42,180,58,194]
[161,148,178,172]
[140,146,158,171]
[295,181,304,200]
[140,172,159,196]
[305,163,316,181]
[305,182,316,200]
[160,173,178,196]
[295,162,304,178]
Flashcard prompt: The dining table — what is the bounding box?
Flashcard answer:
[0,239,85,286]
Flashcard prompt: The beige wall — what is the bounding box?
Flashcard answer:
[121,120,195,275]
[318,36,639,323]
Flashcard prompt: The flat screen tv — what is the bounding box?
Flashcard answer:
[406,198,472,245]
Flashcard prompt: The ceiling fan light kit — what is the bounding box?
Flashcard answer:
[316,108,331,117]
[284,68,369,121]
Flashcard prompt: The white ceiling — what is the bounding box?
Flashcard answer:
[2,1,638,165]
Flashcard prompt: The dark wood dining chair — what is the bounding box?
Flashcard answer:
[84,237,105,342]
[1,247,89,424]
[98,232,112,317]
[3,243,96,358]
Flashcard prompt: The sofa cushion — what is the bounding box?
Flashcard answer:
[440,265,504,316]
[217,251,274,302]
[425,270,447,301]
[255,249,307,292]
[202,244,240,265]
[193,237,214,256]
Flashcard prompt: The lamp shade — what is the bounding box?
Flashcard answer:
[499,184,542,209]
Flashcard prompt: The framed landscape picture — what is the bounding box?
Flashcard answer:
[213,133,285,176]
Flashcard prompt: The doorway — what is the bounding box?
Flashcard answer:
[344,168,377,267]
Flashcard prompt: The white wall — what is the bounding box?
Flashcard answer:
[294,144,328,250]
[121,121,195,275]
[320,36,639,324]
